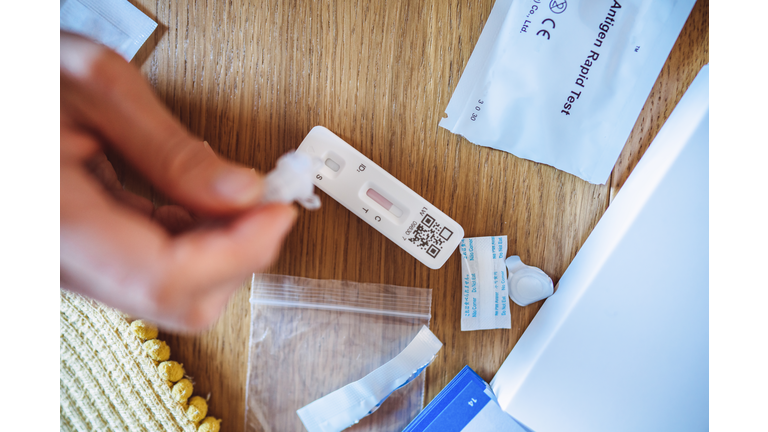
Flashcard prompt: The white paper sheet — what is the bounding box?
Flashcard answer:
[60,0,157,61]
[490,65,709,431]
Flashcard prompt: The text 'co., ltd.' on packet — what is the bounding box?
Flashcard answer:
[440,0,697,184]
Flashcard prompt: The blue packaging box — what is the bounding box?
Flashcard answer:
[403,366,527,432]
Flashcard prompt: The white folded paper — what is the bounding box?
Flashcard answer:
[490,66,709,432]
[60,0,157,61]
[297,326,443,432]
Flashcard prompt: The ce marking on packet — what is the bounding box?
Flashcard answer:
[520,0,563,40]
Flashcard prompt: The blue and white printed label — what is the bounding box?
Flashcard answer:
[459,236,510,331]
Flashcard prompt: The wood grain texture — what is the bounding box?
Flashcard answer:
[610,0,709,200]
[114,1,709,430]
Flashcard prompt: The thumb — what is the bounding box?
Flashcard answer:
[61,31,263,215]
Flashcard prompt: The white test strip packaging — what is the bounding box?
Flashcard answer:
[459,236,512,331]
[296,126,464,270]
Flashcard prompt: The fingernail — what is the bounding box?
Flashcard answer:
[214,169,263,205]
[203,141,216,155]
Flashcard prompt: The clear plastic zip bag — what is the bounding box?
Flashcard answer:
[245,274,434,432]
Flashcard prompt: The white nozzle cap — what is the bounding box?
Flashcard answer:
[261,151,322,210]
[506,256,554,306]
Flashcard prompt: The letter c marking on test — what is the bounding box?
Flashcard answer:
[536,29,551,39]
[542,18,555,29]
[375,216,381,222]
[357,164,366,172]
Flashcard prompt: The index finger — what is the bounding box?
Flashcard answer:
[60,31,265,216]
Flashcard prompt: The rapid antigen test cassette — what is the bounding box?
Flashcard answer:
[296,126,464,269]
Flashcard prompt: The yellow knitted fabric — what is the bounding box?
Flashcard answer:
[60,289,198,432]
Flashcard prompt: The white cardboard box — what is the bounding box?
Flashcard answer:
[491,65,709,432]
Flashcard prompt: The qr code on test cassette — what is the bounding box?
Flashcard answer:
[408,214,454,258]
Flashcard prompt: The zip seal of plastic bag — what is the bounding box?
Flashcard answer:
[248,274,432,319]
[296,326,442,432]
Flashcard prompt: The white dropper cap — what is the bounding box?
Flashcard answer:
[506,256,554,306]
[261,151,323,209]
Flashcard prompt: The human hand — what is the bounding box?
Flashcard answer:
[60,32,297,332]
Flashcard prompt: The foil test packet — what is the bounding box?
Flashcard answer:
[440,0,697,184]
[460,236,511,331]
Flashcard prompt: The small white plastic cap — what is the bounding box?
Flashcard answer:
[261,151,322,210]
[506,256,554,307]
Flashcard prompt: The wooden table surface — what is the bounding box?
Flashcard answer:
[117,1,709,430]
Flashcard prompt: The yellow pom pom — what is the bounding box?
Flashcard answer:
[130,320,158,341]
[172,379,194,402]
[186,396,208,422]
[158,361,185,382]
[197,417,221,432]
[166,380,174,390]
[143,339,171,362]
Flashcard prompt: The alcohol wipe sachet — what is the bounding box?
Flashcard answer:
[460,236,511,331]
[440,0,697,184]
